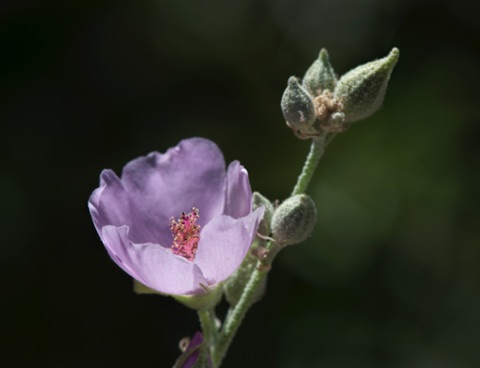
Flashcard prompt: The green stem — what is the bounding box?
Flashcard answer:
[291,133,336,196]
[208,309,218,346]
[198,308,217,366]
[213,265,269,367]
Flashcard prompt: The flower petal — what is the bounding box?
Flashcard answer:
[120,138,226,245]
[88,170,159,244]
[224,161,253,219]
[194,207,264,285]
[101,225,208,295]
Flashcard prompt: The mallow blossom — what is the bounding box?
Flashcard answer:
[88,138,264,295]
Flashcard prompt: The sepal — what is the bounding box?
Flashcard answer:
[134,279,223,310]
[133,279,164,295]
[302,48,337,95]
[252,192,275,237]
[334,48,399,123]
[173,284,224,310]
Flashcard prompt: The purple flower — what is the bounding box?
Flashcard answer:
[180,332,211,368]
[88,138,264,295]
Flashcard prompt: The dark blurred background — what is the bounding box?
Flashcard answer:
[2,0,480,367]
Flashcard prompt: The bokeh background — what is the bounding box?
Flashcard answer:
[2,0,480,367]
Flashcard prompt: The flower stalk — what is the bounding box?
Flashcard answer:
[197,309,216,367]
[198,309,216,352]
[213,250,271,367]
[291,132,336,196]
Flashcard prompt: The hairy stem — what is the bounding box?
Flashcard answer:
[213,263,269,367]
[198,308,217,366]
[291,133,336,196]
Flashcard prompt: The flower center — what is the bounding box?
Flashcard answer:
[169,208,201,261]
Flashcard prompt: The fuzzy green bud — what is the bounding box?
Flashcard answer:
[334,48,399,123]
[271,194,317,246]
[302,48,337,95]
[253,192,275,236]
[281,76,318,139]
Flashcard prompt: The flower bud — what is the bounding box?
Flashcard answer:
[281,76,318,138]
[271,194,316,246]
[173,332,212,368]
[252,192,274,236]
[334,48,399,123]
[302,48,337,95]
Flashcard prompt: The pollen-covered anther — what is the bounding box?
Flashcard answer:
[170,208,201,261]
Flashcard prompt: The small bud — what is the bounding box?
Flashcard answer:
[334,48,399,123]
[271,194,317,246]
[253,192,275,236]
[281,76,318,138]
[302,48,337,95]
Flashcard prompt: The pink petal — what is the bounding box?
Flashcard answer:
[120,138,226,245]
[101,226,208,295]
[224,161,253,219]
[194,207,264,285]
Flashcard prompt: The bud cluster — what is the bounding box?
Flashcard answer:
[281,48,399,139]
